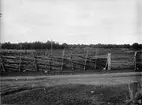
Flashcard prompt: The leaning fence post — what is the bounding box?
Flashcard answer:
[0,55,6,72]
[107,53,111,70]
[33,52,38,71]
[134,52,137,71]
[84,49,88,71]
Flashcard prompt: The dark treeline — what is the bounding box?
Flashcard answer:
[0,41,142,50]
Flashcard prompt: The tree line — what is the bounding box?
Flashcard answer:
[0,41,142,50]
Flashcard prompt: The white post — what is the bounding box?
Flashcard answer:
[107,53,111,70]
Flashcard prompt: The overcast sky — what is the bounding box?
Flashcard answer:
[1,0,142,44]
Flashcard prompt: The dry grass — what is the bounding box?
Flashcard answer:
[1,84,129,105]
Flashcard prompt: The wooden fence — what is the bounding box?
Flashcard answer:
[0,50,142,74]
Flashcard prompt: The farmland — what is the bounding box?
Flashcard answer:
[0,48,142,105]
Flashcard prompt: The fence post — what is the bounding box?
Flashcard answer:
[94,48,98,69]
[84,49,88,71]
[107,53,111,70]
[70,47,74,72]
[128,81,141,104]
[19,50,22,72]
[61,48,65,73]
[0,55,6,72]
[134,52,137,71]
[49,40,53,72]
[33,52,38,71]
[49,56,52,72]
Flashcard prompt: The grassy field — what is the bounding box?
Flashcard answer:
[1,84,129,105]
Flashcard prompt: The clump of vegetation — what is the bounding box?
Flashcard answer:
[131,43,142,50]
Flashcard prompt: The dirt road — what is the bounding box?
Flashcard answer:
[0,72,142,105]
[1,72,142,88]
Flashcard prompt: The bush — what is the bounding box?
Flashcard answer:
[131,43,142,50]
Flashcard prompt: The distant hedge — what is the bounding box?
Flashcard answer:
[0,41,142,50]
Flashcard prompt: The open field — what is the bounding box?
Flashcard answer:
[0,48,142,105]
[1,72,142,105]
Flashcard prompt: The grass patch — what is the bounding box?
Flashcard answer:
[1,84,129,105]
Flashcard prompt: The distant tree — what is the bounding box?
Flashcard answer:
[62,43,68,49]
[124,44,131,49]
[131,43,141,50]
[1,41,140,50]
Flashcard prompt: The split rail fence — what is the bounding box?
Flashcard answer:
[0,49,142,74]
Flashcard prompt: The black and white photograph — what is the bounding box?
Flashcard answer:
[0,0,142,105]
